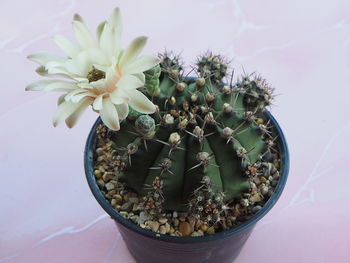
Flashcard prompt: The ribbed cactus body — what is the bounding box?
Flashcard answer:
[112,53,273,212]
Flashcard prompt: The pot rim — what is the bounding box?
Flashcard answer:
[84,110,289,244]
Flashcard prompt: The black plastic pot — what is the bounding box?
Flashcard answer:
[85,111,289,263]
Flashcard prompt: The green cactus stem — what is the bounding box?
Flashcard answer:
[105,52,275,213]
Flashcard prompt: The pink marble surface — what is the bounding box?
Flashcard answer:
[1,0,350,262]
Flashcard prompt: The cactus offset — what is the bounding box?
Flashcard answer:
[105,52,275,213]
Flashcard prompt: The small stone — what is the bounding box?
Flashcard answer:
[119,211,128,218]
[164,223,171,233]
[128,197,139,204]
[199,224,208,232]
[188,218,196,232]
[120,202,133,212]
[179,221,192,237]
[191,230,204,237]
[147,221,160,232]
[240,198,250,207]
[114,195,123,205]
[94,169,102,178]
[105,182,115,191]
[174,218,179,227]
[110,199,117,207]
[172,211,178,218]
[207,226,215,235]
[260,185,269,195]
[137,212,150,225]
[108,190,116,196]
[158,218,168,224]
[159,225,167,234]
[252,205,262,212]
[97,179,105,187]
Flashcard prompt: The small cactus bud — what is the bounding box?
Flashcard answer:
[204,112,215,124]
[176,82,186,91]
[163,114,174,125]
[182,101,189,111]
[193,126,203,138]
[169,69,179,79]
[197,152,210,162]
[178,118,188,130]
[196,77,205,87]
[236,147,248,158]
[200,106,209,113]
[205,92,215,102]
[160,158,172,171]
[223,103,233,113]
[127,143,138,155]
[202,175,211,185]
[222,85,231,94]
[222,127,233,139]
[169,96,176,105]
[135,115,155,135]
[191,93,198,102]
[169,132,181,145]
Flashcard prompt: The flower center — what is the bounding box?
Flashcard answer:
[87,67,105,83]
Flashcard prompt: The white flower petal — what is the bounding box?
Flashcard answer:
[117,74,144,90]
[44,82,77,92]
[125,89,156,114]
[110,88,129,105]
[133,73,145,83]
[100,8,122,58]
[116,103,129,120]
[119,36,147,67]
[54,35,80,58]
[65,98,91,128]
[96,21,106,41]
[93,94,104,110]
[53,100,85,127]
[70,91,94,103]
[100,98,120,130]
[72,20,96,49]
[27,53,65,66]
[26,80,56,91]
[65,89,88,101]
[86,48,108,66]
[123,56,160,75]
[109,7,122,34]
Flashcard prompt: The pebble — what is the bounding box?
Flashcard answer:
[179,221,192,236]
[199,224,208,232]
[260,185,269,195]
[206,226,215,235]
[119,211,128,218]
[188,218,196,232]
[110,199,117,207]
[158,218,168,224]
[240,198,250,207]
[97,179,105,187]
[137,212,150,225]
[114,195,123,205]
[174,218,179,227]
[120,202,133,212]
[191,230,204,237]
[128,197,139,204]
[159,225,167,234]
[172,211,178,218]
[94,169,101,178]
[147,221,160,232]
[105,182,115,191]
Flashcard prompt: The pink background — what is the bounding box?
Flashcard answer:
[1,0,350,262]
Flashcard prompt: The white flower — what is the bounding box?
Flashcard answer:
[26,8,159,130]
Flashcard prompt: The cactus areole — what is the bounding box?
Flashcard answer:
[85,52,289,241]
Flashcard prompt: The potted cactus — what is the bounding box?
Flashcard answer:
[27,8,289,263]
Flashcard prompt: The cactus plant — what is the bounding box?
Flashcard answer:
[94,51,278,223]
